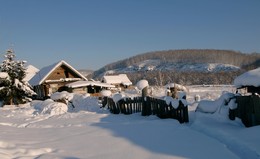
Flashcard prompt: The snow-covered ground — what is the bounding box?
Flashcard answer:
[0,85,260,159]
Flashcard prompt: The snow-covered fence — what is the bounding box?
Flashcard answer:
[107,97,143,114]
[229,95,260,127]
[106,96,189,123]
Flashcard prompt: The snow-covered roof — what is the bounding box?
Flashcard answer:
[234,67,260,88]
[66,80,115,88]
[103,74,132,86]
[29,60,87,86]
[24,65,39,82]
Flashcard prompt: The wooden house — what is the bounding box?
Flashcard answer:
[29,60,87,99]
[102,74,132,90]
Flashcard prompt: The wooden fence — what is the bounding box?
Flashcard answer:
[104,96,189,123]
[229,95,260,127]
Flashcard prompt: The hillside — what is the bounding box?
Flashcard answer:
[92,49,260,85]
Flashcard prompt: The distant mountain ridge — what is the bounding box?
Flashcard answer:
[92,49,260,85]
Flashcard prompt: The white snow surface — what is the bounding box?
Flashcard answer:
[234,67,260,87]
[0,85,260,159]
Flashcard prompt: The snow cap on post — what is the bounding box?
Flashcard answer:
[112,93,125,103]
[136,80,149,90]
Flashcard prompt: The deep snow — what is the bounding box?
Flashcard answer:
[0,85,260,159]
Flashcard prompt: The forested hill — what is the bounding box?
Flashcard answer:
[92,49,260,85]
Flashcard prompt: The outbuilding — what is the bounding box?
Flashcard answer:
[102,74,132,90]
[231,67,260,127]
[65,80,115,95]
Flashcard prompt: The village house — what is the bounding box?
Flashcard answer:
[29,60,87,99]
[101,74,132,90]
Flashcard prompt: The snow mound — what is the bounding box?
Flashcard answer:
[51,91,74,101]
[31,99,68,115]
[196,92,235,113]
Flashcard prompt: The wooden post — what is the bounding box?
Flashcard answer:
[141,86,148,116]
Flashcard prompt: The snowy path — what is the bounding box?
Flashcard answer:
[190,112,260,159]
[0,110,244,159]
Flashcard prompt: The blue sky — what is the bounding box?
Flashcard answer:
[0,0,259,70]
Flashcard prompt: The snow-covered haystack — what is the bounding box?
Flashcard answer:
[196,92,235,113]
[31,99,68,115]
[165,83,188,92]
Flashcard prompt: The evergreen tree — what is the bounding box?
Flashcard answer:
[0,49,35,105]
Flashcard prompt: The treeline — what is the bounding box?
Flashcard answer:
[126,70,243,86]
[91,49,260,85]
[92,49,260,78]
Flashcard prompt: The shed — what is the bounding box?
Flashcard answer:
[66,80,115,95]
[234,67,260,94]
[230,67,260,127]
[29,60,87,99]
[102,74,132,88]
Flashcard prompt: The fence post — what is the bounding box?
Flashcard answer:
[102,96,108,108]
[141,86,148,116]
[183,104,189,123]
